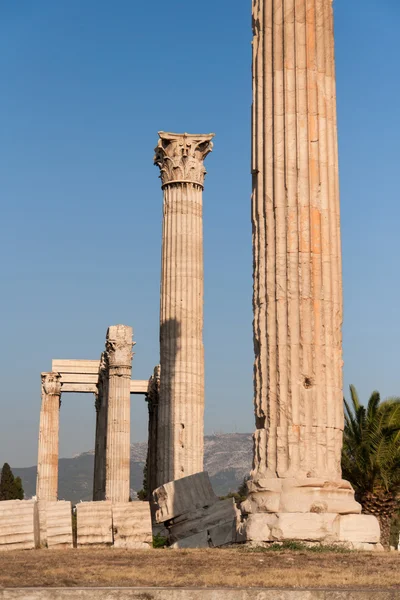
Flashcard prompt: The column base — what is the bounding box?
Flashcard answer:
[242,477,362,515]
[237,512,383,551]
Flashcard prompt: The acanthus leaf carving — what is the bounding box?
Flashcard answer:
[154,131,214,188]
[41,372,62,397]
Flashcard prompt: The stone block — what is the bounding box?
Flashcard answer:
[270,513,339,542]
[170,531,209,549]
[280,479,361,515]
[112,502,152,549]
[335,514,381,544]
[237,513,278,542]
[77,501,112,547]
[0,500,39,551]
[168,498,238,541]
[350,542,384,551]
[208,521,237,547]
[46,501,73,548]
[153,472,217,523]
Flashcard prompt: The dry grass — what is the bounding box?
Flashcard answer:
[0,547,399,589]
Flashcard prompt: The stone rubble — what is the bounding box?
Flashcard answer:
[153,472,239,549]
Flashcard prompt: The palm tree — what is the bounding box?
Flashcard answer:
[342,385,400,548]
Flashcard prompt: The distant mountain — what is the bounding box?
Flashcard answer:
[13,433,253,504]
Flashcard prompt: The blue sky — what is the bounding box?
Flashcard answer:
[1,0,399,467]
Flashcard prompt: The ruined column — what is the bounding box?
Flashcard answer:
[36,372,62,501]
[146,365,161,497]
[93,353,108,501]
[105,325,134,503]
[154,132,214,486]
[245,0,360,514]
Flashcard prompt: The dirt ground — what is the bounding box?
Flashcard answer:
[0,547,399,589]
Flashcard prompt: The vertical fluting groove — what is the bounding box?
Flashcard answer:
[251,0,343,482]
[265,0,277,476]
[155,132,213,486]
[252,0,268,475]
[316,0,331,476]
[327,0,343,472]
[274,0,289,477]
[285,0,300,473]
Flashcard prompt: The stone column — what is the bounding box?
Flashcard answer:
[154,131,214,486]
[105,325,134,503]
[246,0,359,514]
[93,353,108,501]
[146,365,161,498]
[36,372,62,501]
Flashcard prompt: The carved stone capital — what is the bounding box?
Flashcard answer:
[41,372,62,397]
[105,324,134,369]
[154,131,214,188]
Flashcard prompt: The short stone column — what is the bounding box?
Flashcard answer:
[36,372,62,501]
[154,131,214,486]
[93,353,108,501]
[105,325,134,503]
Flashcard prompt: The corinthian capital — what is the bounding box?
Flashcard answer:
[41,372,62,396]
[154,131,214,188]
[105,324,134,368]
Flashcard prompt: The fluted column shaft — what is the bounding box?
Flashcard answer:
[36,373,62,501]
[251,0,343,481]
[154,131,214,486]
[105,325,133,503]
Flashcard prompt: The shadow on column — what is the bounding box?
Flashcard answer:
[157,318,180,491]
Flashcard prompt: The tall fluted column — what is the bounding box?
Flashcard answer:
[105,325,134,503]
[154,131,214,486]
[36,372,62,501]
[246,0,359,514]
[93,353,108,501]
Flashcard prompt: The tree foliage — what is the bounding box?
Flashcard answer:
[0,463,24,501]
[342,385,400,547]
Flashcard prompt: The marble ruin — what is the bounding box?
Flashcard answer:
[36,325,151,504]
[154,132,214,487]
[32,325,154,549]
[238,0,381,548]
[0,1,383,553]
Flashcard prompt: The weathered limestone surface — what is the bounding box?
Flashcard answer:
[247,0,377,538]
[105,325,134,503]
[154,472,238,549]
[39,501,73,549]
[36,373,62,502]
[0,500,39,551]
[112,503,153,549]
[242,478,361,515]
[169,499,239,548]
[240,512,382,550]
[76,502,112,547]
[153,472,217,523]
[154,132,214,487]
[335,514,381,544]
